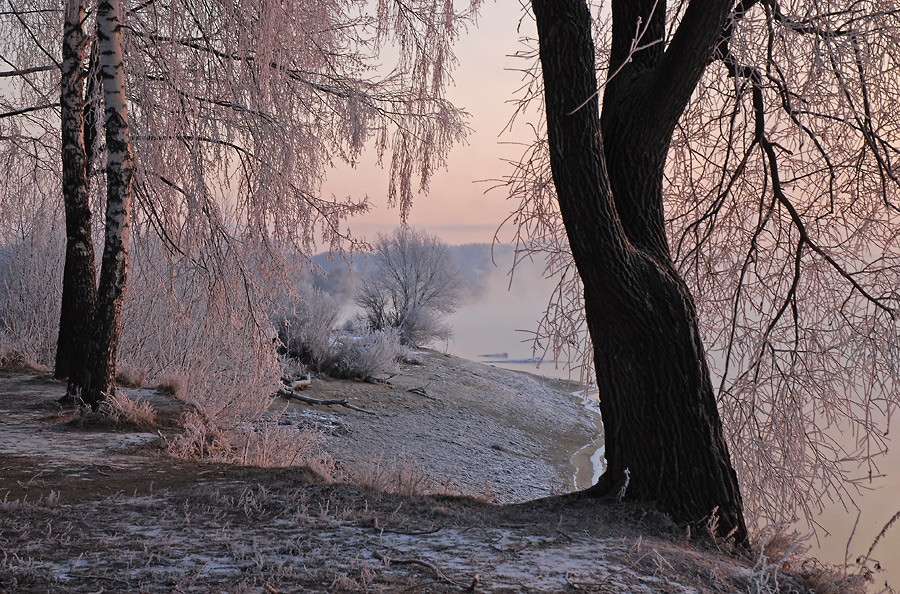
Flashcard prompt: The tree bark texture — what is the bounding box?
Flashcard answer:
[532,0,748,542]
[56,0,98,391]
[83,0,134,408]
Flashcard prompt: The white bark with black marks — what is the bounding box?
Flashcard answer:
[83,0,134,407]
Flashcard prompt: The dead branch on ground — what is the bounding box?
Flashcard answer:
[373,551,478,590]
[277,388,376,416]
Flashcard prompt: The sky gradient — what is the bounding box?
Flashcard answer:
[322,2,538,246]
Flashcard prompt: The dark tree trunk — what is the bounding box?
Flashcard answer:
[532,0,748,543]
[56,0,98,392]
[82,0,134,408]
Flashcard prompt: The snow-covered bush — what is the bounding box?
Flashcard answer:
[332,319,408,380]
[272,279,409,381]
[355,227,461,347]
[274,283,342,372]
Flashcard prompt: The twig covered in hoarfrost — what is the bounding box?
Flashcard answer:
[859,509,900,575]
[617,468,630,502]
[372,550,477,591]
[748,532,805,594]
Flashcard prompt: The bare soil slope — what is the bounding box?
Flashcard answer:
[275,351,602,502]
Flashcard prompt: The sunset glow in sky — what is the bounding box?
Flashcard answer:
[322,2,538,246]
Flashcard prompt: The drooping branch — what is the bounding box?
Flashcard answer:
[717,33,897,321]
[0,103,58,118]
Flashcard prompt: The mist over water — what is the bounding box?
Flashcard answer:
[445,247,578,381]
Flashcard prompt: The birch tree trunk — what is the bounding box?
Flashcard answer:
[82,0,133,408]
[532,0,748,543]
[56,0,98,392]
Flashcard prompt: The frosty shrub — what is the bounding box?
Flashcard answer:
[274,283,342,372]
[117,233,281,431]
[332,319,408,381]
[0,201,288,457]
[0,196,63,367]
[355,228,462,347]
[0,63,64,369]
[272,281,409,381]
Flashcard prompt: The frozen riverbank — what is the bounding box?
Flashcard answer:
[278,350,604,502]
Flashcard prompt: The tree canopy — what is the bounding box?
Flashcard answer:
[515,0,900,531]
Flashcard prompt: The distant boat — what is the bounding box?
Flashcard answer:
[479,352,508,358]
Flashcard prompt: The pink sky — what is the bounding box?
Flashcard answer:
[322,2,537,246]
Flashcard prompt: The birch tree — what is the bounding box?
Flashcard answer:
[57,0,97,392]
[80,0,133,406]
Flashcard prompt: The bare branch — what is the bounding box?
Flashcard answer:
[0,102,58,118]
[0,64,55,76]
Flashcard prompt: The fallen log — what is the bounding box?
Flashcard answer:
[277,388,376,416]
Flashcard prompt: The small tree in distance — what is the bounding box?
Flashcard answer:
[356,228,462,348]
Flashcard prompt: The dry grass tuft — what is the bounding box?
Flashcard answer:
[116,363,148,388]
[235,420,335,478]
[0,347,28,368]
[744,527,876,594]
[757,528,807,563]
[153,372,188,400]
[164,412,237,461]
[0,490,59,511]
[742,528,806,593]
[165,412,335,479]
[327,556,378,592]
[100,390,157,429]
[0,346,48,373]
[794,559,871,594]
[356,453,436,497]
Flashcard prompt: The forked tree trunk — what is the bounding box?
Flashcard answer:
[56,0,98,391]
[532,0,748,543]
[82,0,134,408]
